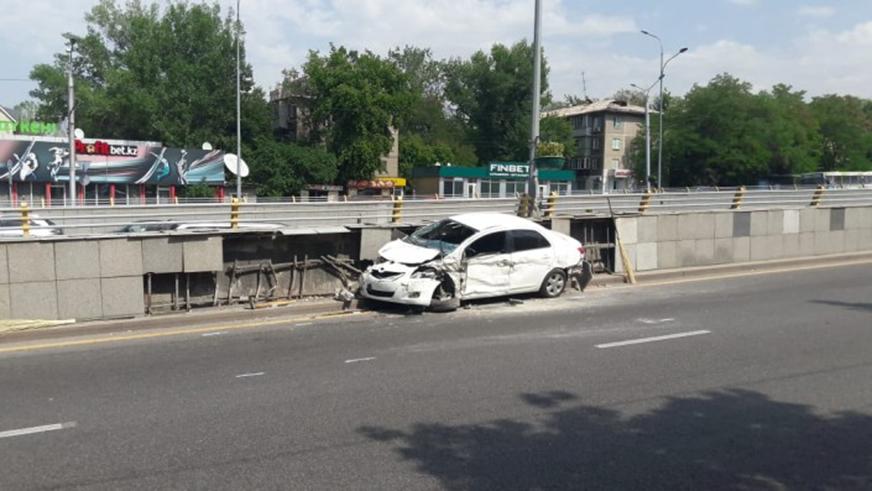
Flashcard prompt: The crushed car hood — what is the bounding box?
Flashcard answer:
[378,239,442,265]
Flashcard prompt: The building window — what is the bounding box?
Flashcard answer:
[550,182,570,195]
[612,138,622,151]
[612,158,620,169]
[505,180,525,196]
[613,115,622,129]
[593,138,600,150]
[443,179,464,197]
[480,180,499,198]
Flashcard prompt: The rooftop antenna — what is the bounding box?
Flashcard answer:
[581,71,593,104]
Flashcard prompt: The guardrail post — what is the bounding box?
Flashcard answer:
[730,186,746,210]
[391,195,404,223]
[20,201,30,238]
[543,192,558,218]
[810,185,826,207]
[517,193,532,218]
[230,197,240,229]
[638,191,653,214]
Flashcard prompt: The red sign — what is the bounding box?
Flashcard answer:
[75,140,139,157]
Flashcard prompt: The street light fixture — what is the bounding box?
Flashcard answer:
[631,80,659,192]
[62,32,82,206]
[641,29,688,189]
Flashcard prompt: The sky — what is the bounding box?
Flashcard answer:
[2,0,872,110]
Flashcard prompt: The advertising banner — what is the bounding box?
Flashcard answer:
[0,137,225,185]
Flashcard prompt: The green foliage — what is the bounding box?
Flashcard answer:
[246,137,338,196]
[654,74,839,187]
[444,41,551,163]
[181,180,215,198]
[536,141,564,157]
[539,116,574,157]
[29,0,271,149]
[809,95,872,171]
[303,46,412,183]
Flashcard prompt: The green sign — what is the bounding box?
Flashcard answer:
[0,120,58,136]
[488,162,530,178]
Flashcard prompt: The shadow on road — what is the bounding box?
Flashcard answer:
[811,299,872,313]
[359,389,872,490]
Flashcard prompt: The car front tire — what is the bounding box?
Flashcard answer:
[539,269,567,298]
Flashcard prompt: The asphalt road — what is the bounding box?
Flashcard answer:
[2,264,872,490]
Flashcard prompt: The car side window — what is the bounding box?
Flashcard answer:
[465,231,508,258]
[510,230,551,252]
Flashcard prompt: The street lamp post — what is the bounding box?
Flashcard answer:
[527,0,542,204]
[631,81,658,192]
[62,33,81,206]
[235,0,242,199]
[641,30,687,189]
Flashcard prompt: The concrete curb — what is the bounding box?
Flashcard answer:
[0,297,351,344]
[0,319,76,334]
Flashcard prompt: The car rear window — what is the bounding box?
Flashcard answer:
[510,229,550,252]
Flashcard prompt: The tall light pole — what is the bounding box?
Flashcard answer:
[63,33,81,206]
[631,80,658,192]
[641,30,687,188]
[235,0,242,198]
[526,0,542,204]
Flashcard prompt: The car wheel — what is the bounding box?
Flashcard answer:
[429,283,460,313]
[540,269,567,298]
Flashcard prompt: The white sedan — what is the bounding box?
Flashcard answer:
[359,212,592,311]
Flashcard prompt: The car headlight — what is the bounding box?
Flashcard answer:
[411,267,438,279]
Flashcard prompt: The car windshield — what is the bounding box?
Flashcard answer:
[404,219,477,254]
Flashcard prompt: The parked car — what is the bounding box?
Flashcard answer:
[359,212,592,312]
[0,215,64,238]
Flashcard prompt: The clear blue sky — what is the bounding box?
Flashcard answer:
[2,0,871,110]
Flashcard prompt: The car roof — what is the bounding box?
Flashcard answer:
[449,212,542,232]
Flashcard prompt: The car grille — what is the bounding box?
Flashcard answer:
[370,270,402,279]
[366,285,395,298]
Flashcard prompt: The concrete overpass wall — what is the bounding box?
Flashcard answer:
[612,206,872,273]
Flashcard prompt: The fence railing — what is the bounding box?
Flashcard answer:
[2,187,872,239]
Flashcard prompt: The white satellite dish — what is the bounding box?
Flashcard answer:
[74,128,85,139]
[202,142,213,151]
[224,153,250,177]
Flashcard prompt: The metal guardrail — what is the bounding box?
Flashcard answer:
[1,188,872,239]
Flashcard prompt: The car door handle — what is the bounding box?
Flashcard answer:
[498,260,513,267]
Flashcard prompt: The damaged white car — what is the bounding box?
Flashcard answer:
[359,212,593,312]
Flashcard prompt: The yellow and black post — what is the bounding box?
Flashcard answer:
[230,197,240,230]
[730,186,746,210]
[638,191,653,214]
[20,201,31,238]
[544,192,558,218]
[517,193,532,218]
[391,195,404,223]
[810,185,826,207]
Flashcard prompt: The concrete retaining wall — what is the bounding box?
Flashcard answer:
[613,206,872,273]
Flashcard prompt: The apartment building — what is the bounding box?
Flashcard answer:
[544,99,646,192]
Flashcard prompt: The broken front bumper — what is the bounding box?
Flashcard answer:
[358,272,442,307]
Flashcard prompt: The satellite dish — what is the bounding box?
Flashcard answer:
[74,128,85,139]
[202,142,213,151]
[224,153,250,177]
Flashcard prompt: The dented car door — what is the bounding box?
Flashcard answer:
[461,231,511,298]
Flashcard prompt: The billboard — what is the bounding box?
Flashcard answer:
[0,136,225,185]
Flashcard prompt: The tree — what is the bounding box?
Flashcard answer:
[246,137,338,196]
[28,0,271,149]
[539,116,575,158]
[810,95,872,171]
[444,41,551,163]
[758,84,821,176]
[612,88,647,107]
[303,46,412,182]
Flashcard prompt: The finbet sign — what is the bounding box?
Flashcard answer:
[488,162,530,178]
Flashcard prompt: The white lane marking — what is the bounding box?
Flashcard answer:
[345,357,376,364]
[201,331,226,337]
[0,421,77,439]
[295,322,313,327]
[235,372,265,378]
[596,330,711,349]
[637,318,675,325]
